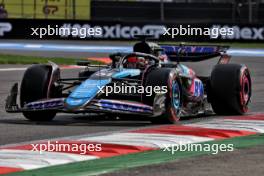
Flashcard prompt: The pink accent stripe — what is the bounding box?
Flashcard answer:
[60,65,83,69]
[0,167,23,175]
[5,140,154,158]
[131,125,257,139]
[86,57,112,64]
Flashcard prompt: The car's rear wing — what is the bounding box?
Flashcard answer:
[160,44,230,62]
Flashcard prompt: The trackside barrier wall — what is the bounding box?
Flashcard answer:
[0,19,264,42]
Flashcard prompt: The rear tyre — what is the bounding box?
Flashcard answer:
[20,64,59,121]
[144,68,181,124]
[209,64,251,115]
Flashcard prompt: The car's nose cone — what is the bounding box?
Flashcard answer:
[65,79,111,109]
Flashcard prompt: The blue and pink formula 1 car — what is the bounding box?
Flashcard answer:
[5,38,251,123]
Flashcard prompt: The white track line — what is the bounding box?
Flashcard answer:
[0,68,26,72]
[78,132,213,148]
[0,65,83,72]
[187,119,264,133]
[0,149,97,170]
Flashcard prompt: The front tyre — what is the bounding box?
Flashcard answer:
[20,64,59,121]
[209,64,251,115]
[144,68,181,124]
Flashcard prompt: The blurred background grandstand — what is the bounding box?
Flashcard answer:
[0,0,91,19]
[0,0,263,23]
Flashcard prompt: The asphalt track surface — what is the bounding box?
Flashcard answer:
[0,41,263,175]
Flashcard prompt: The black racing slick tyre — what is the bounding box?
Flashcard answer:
[20,64,59,121]
[209,64,251,115]
[144,68,181,124]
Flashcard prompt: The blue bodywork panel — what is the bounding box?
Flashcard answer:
[65,68,141,109]
[65,79,110,108]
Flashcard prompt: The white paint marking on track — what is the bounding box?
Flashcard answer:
[24,44,42,48]
[78,132,213,148]
[0,68,26,72]
[0,149,98,170]
[0,65,83,72]
[0,115,264,174]
[1,42,264,56]
[187,119,264,133]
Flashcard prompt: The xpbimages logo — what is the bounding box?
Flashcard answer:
[161,142,234,155]
[30,24,166,39]
[31,24,102,39]
[97,83,168,97]
[31,141,102,155]
[0,22,12,36]
[163,25,234,39]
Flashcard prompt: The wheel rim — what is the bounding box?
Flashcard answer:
[172,81,181,112]
[241,73,250,104]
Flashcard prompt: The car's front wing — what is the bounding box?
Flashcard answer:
[5,84,153,116]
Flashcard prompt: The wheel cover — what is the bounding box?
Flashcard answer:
[243,76,249,102]
[239,68,251,112]
[172,81,181,113]
[241,72,250,105]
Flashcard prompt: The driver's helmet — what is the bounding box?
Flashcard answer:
[133,42,168,63]
[148,42,168,63]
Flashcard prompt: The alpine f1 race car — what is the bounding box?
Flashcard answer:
[5,38,252,124]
